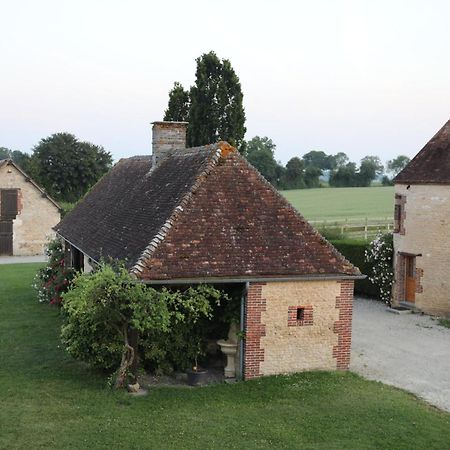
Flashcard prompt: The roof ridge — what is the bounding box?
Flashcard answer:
[130,142,235,276]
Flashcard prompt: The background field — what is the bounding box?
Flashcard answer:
[280,186,394,221]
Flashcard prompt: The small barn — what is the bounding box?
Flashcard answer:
[0,159,60,256]
[55,121,361,379]
[392,119,450,316]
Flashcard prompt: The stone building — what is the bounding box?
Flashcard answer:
[55,121,361,379]
[392,119,450,316]
[0,159,60,256]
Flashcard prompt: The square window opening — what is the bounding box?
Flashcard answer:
[296,307,305,321]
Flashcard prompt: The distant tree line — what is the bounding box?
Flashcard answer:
[242,138,410,190]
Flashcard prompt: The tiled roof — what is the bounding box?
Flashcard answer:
[55,146,217,264]
[394,119,450,184]
[56,143,360,280]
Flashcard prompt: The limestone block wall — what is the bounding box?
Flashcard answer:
[244,280,354,379]
[393,184,450,316]
[0,163,60,255]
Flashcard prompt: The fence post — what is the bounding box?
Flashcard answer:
[364,217,368,240]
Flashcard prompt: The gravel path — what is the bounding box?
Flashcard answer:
[351,297,450,411]
[0,255,47,265]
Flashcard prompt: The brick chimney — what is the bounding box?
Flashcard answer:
[152,121,188,165]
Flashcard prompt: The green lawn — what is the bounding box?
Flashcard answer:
[1,263,449,449]
[280,186,394,221]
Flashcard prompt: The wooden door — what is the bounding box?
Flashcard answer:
[0,220,13,255]
[405,256,416,303]
[1,189,18,219]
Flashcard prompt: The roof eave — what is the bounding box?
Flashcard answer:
[138,273,366,285]
[394,180,450,185]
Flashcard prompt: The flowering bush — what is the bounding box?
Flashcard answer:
[365,233,394,305]
[33,238,74,305]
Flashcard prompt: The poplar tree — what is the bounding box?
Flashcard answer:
[163,82,190,122]
[163,51,246,151]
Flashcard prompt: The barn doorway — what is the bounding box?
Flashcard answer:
[0,189,18,256]
[0,220,13,255]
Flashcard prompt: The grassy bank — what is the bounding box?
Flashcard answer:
[1,263,449,449]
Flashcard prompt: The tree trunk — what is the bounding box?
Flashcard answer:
[114,325,135,389]
[129,328,139,382]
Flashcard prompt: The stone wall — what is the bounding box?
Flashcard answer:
[393,184,450,316]
[0,163,60,255]
[244,279,354,379]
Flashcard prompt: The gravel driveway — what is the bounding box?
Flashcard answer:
[351,297,450,412]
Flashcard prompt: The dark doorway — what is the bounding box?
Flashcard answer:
[0,189,18,256]
[0,220,13,255]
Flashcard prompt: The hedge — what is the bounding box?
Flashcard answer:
[330,239,379,298]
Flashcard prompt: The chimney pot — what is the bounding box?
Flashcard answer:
[152,121,188,165]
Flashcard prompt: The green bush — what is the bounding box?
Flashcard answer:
[330,239,379,298]
[140,285,224,373]
[61,263,225,386]
[59,202,76,217]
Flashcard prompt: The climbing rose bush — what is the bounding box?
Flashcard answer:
[33,238,74,305]
[365,233,394,305]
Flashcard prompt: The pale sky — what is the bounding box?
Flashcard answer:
[1,0,449,165]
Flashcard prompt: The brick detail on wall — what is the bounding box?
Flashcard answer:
[415,267,424,294]
[244,282,266,380]
[333,280,354,370]
[287,305,313,326]
[393,254,406,304]
[394,194,407,235]
[17,189,24,214]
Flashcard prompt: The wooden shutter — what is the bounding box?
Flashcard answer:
[1,189,18,219]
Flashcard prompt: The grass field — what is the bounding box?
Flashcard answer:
[280,186,394,221]
[1,263,450,449]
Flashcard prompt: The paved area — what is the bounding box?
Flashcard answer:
[351,297,450,411]
[0,255,47,265]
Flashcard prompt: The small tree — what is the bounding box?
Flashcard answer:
[387,155,410,177]
[31,133,112,203]
[61,264,223,388]
[365,233,394,305]
[246,136,285,187]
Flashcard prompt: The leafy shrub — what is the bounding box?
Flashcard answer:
[33,238,74,305]
[140,285,223,373]
[365,233,394,304]
[330,239,379,298]
[320,227,347,241]
[59,202,76,217]
[61,263,224,387]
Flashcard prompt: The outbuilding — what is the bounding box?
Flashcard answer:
[0,159,60,256]
[392,119,450,316]
[55,121,361,379]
